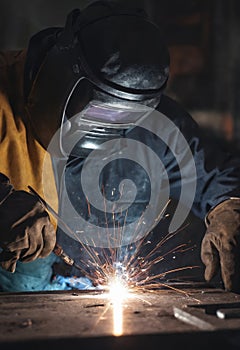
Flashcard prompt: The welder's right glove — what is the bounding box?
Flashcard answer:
[201,198,240,293]
[0,174,56,273]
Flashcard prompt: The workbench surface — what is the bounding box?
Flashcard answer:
[1,285,240,349]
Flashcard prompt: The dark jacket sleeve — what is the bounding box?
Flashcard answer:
[157,95,240,219]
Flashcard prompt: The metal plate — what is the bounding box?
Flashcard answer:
[1,285,240,349]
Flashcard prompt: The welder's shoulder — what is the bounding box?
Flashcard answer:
[0,50,26,90]
[0,50,26,68]
[157,94,199,132]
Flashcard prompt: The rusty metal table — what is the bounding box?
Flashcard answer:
[1,284,240,350]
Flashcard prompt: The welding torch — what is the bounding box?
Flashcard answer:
[27,186,86,275]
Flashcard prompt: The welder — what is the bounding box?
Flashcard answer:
[0,1,239,293]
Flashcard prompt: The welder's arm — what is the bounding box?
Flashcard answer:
[0,173,56,273]
[201,198,240,293]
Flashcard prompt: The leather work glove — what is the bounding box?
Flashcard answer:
[0,177,56,273]
[201,198,240,293]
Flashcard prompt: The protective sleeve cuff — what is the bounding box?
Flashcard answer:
[204,197,240,226]
[0,173,14,205]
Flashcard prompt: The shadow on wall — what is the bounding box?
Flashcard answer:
[0,0,92,50]
[0,0,147,50]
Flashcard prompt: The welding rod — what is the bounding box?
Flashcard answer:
[27,185,86,273]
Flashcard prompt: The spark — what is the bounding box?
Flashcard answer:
[108,276,129,336]
[69,207,200,296]
[57,195,201,335]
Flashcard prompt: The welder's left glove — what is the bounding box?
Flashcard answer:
[201,198,240,293]
[0,190,56,273]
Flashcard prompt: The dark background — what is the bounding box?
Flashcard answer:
[1,0,240,151]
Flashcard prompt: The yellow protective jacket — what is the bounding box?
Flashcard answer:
[0,50,58,222]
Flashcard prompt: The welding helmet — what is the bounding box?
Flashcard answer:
[25,2,171,256]
[24,0,170,149]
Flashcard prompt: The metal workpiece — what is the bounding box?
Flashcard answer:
[0,286,240,350]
